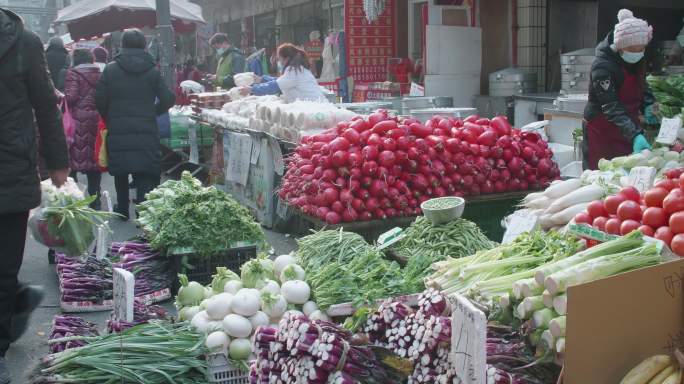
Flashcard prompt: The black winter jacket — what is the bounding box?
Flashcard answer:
[0,8,69,214]
[45,43,69,91]
[583,31,655,142]
[95,48,175,176]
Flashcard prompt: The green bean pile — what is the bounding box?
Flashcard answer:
[296,229,374,272]
[393,217,497,260]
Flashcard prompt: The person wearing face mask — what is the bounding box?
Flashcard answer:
[239,43,326,103]
[583,9,656,170]
[207,33,245,90]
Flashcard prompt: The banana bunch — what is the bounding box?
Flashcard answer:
[621,355,681,384]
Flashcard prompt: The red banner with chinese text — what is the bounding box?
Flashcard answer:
[344,0,396,83]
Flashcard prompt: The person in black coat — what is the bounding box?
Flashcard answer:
[45,36,69,91]
[0,8,70,382]
[95,29,175,220]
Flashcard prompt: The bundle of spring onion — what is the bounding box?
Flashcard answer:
[35,321,207,384]
[359,289,455,383]
[425,231,583,305]
[506,231,661,357]
[251,313,408,383]
[48,315,99,353]
[106,298,169,333]
[486,324,561,384]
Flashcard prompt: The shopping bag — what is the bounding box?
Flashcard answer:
[94,118,108,171]
[61,99,75,145]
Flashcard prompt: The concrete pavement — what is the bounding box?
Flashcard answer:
[5,174,297,382]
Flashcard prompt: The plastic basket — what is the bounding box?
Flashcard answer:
[171,245,257,291]
[207,353,249,384]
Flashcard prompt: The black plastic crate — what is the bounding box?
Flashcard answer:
[171,245,257,292]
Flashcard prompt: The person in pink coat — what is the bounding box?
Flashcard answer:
[64,48,102,208]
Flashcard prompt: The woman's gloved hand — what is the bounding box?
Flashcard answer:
[632,134,651,153]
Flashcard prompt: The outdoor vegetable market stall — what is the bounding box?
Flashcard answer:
[29,71,684,384]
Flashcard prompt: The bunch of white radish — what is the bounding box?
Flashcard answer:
[182,255,325,362]
[509,177,609,231]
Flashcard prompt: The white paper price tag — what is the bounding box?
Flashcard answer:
[101,190,113,213]
[270,137,285,176]
[656,116,682,145]
[250,137,262,165]
[409,82,425,96]
[502,211,539,244]
[188,123,199,164]
[226,132,252,186]
[95,225,108,260]
[450,294,486,384]
[276,198,288,219]
[113,268,135,322]
[628,166,657,193]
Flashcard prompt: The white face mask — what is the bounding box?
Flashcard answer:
[621,50,644,64]
[216,47,226,56]
[277,62,284,73]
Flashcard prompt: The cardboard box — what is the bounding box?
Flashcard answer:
[564,259,684,383]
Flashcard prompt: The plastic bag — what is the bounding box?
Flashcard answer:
[29,178,96,257]
[62,99,76,145]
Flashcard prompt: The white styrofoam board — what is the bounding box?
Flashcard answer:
[426,25,482,75]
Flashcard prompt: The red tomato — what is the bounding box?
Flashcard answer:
[669,211,684,234]
[605,218,622,235]
[655,227,675,246]
[604,195,626,215]
[644,187,669,208]
[620,220,641,235]
[574,212,592,224]
[619,186,641,202]
[592,216,608,231]
[671,234,684,257]
[642,207,667,228]
[638,225,655,237]
[616,200,642,221]
[655,179,677,191]
[663,191,684,215]
[679,173,684,191]
[587,200,608,219]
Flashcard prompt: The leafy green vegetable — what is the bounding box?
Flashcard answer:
[137,171,266,257]
[647,74,684,119]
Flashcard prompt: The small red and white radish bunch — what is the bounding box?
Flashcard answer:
[279,111,560,224]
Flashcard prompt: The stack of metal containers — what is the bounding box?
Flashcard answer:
[560,48,595,94]
[488,67,538,96]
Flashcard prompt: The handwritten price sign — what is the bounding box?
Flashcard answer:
[450,294,486,384]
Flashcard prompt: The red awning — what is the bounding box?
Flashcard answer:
[54,0,205,40]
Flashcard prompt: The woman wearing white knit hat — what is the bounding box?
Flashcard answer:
[583,8,656,170]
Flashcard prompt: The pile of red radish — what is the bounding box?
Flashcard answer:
[576,170,684,256]
[278,110,560,224]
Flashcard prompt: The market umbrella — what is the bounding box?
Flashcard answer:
[54,0,205,41]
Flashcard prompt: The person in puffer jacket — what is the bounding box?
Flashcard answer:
[582,8,656,169]
[64,48,102,208]
[95,28,175,220]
